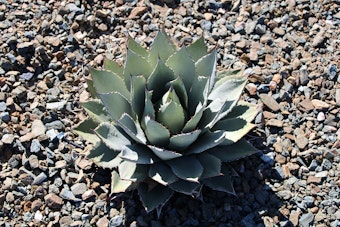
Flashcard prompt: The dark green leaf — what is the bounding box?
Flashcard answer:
[149,30,176,67]
[118,161,149,182]
[168,130,201,151]
[185,130,225,155]
[169,180,199,195]
[197,153,221,179]
[111,171,133,193]
[124,49,152,87]
[149,162,178,185]
[95,122,131,151]
[104,58,123,77]
[73,118,100,144]
[127,36,148,58]
[144,116,170,147]
[88,141,121,168]
[157,100,185,135]
[168,156,203,182]
[131,75,146,120]
[117,113,146,144]
[98,92,133,121]
[186,36,208,62]
[81,99,111,123]
[148,145,182,160]
[121,144,159,164]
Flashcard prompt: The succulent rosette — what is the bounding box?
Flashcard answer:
[75,31,259,213]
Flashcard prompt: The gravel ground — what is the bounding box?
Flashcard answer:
[0,0,339,226]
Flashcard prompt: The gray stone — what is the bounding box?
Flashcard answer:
[0,101,6,111]
[33,172,48,185]
[60,189,81,202]
[110,216,124,227]
[70,183,87,196]
[299,212,314,227]
[30,139,41,153]
[321,159,332,170]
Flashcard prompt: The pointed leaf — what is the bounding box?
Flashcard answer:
[149,30,176,67]
[124,49,152,87]
[157,100,185,135]
[118,161,149,182]
[98,92,133,121]
[168,156,203,182]
[86,79,98,99]
[74,118,100,144]
[188,76,209,116]
[91,69,130,100]
[197,153,221,179]
[187,36,208,62]
[225,101,259,122]
[166,46,195,92]
[138,182,173,213]
[169,77,188,109]
[185,130,226,155]
[169,180,199,195]
[148,145,182,160]
[144,116,170,147]
[201,172,235,195]
[168,130,201,151]
[215,69,243,86]
[117,113,147,144]
[121,144,159,164]
[131,75,146,120]
[88,141,121,168]
[127,36,148,58]
[142,90,155,121]
[182,108,204,133]
[195,50,217,91]
[104,58,123,77]
[81,99,111,123]
[149,162,178,186]
[111,171,133,193]
[95,122,131,151]
[208,138,259,162]
[147,59,175,102]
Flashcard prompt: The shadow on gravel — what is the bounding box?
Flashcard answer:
[104,131,292,227]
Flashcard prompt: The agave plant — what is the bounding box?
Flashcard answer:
[75,31,259,213]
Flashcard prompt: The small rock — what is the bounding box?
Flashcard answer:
[307,175,322,184]
[312,31,325,47]
[299,212,314,227]
[60,189,81,202]
[0,101,6,111]
[82,189,96,200]
[71,183,87,196]
[110,216,124,227]
[30,139,41,153]
[259,94,280,112]
[317,112,325,121]
[97,216,109,227]
[31,199,43,212]
[46,100,67,110]
[299,99,314,112]
[266,119,283,127]
[246,83,257,95]
[2,134,15,144]
[335,89,340,106]
[33,172,48,185]
[315,171,328,178]
[34,210,43,222]
[289,210,300,226]
[44,193,63,209]
[128,6,147,19]
[31,120,46,137]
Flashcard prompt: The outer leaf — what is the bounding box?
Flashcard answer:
[197,153,221,179]
[169,180,199,195]
[99,92,133,121]
[144,116,170,147]
[81,99,110,123]
[111,171,133,193]
[169,77,188,109]
[168,156,203,182]
[187,37,208,62]
[148,145,182,160]
[91,69,130,100]
[182,108,204,133]
[118,161,149,182]
[131,75,146,120]
[149,30,176,67]
[138,182,173,213]
[201,172,235,195]
[149,162,178,186]
[117,113,147,144]
[127,36,148,58]
[188,76,209,116]
[74,118,100,144]
[168,130,201,151]
[195,50,217,91]
[147,59,175,102]
[185,130,226,155]
[88,141,121,168]
[166,46,196,92]
[124,49,152,87]
[121,144,159,164]
[208,138,259,162]
[86,79,98,99]
[157,100,185,135]
[215,69,243,85]
[104,58,123,77]
[95,122,131,151]
[225,101,259,122]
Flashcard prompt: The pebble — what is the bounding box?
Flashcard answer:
[44,193,63,209]
[31,120,46,137]
[60,188,81,202]
[311,99,330,109]
[299,212,314,227]
[30,139,41,153]
[1,134,14,144]
[259,94,280,112]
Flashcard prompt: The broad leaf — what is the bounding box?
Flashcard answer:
[86,79,98,99]
[168,130,201,151]
[182,107,204,133]
[149,162,178,186]
[91,69,130,100]
[138,182,173,213]
[185,130,226,155]
[208,138,259,162]
[169,77,188,109]
[188,76,209,116]
[142,90,155,122]
[198,153,221,179]
[74,118,100,144]
[124,49,152,87]
[195,50,217,91]
[147,59,175,103]
[121,144,159,164]
[149,30,176,67]
[111,171,133,193]
[95,122,131,151]
[166,46,195,92]
[169,180,199,195]
[201,164,235,194]
[117,113,147,144]
[131,75,146,120]
[127,36,148,58]
[81,99,110,123]
[118,161,149,182]
[168,156,203,182]
[104,58,123,77]
[148,145,182,160]
[99,92,133,121]
[144,116,170,147]
[187,36,208,62]
[224,101,259,122]
[157,100,185,135]
[88,141,121,168]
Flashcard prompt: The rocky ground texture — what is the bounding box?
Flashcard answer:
[0,0,339,226]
